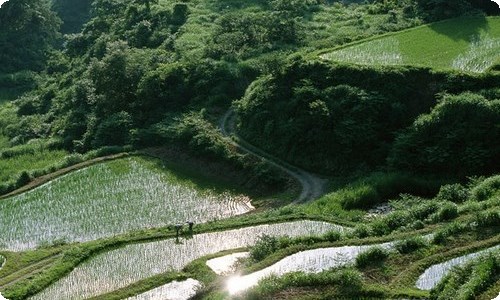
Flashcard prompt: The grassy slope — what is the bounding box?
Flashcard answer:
[322,16,500,72]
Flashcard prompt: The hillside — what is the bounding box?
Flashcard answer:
[0,0,499,299]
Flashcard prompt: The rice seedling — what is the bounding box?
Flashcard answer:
[29,220,344,299]
[322,16,500,73]
[452,34,500,73]
[416,244,500,290]
[0,157,254,251]
[125,278,202,300]
[321,37,403,66]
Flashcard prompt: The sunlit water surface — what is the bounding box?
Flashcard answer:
[30,220,346,299]
[226,241,394,295]
[125,278,201,300]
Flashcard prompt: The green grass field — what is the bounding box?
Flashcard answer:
[0,156,254,251]
[322,16,500,73]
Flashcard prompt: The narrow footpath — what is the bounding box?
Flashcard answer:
[219,109,326,203]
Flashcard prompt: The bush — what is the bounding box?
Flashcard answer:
[436,183,469,203]
[395,236,427,254]
[475,210,500,228]
[16,171,31,187]
[250,234,280,262]
[470,175,500,202]
[355,247,389,268]
[433,202,458,222]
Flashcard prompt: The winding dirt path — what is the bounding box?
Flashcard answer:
[219,109,326,203]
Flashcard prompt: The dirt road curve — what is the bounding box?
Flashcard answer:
[219,109,325,203]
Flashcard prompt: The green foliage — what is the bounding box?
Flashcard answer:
[246,268,363,299]
[433,202,459,222]
[236,57,499,176]
[431,251,500,300]
[0,0,61,73]
[474,209,500,228]
[52,0,92,33]
[432,222,468,245]
[355,247,389,268]
[395,236,428,254]
[436,183,470,203]
[470,175,500,201]
[389,93,500,177]
[250,234,280,262]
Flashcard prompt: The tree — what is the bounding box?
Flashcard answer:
[389,93,500,177]
[0,0,61,72]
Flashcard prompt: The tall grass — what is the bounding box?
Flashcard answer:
[430,250,500,300]
[0,157,254,251]
[0,141,68,186]
[243,268,363,299]
[30,221,341,299]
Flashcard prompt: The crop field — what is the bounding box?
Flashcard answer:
[322,16,500,72]
[0,156,254,251]
[416,244,500,290]
[227,241,394,294]
[0,143,68,185]
[29,221,344,299]
[125,279,201,300]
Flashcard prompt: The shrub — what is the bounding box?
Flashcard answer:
[433,202,458,222]
[475,210,500,228]
[355,247,389,268]
[436,183,469,203]
[323,230,342,242]
[353,224,371,238]
[395,236,427,254]
[250,234,280,262]
[470,175,500,202]
[16,171,31,187]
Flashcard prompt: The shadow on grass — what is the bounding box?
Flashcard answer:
[428,16,490,41]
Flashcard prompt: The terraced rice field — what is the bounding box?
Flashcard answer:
[125,279,202,300]
[226,241,394,295]
[29,221,345,299]
[0,157,254,251]
[322,16,500,73]
[416,244,500,290]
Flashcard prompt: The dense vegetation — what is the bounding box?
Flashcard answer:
[236,60,499,176]
[0,0,498,299]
